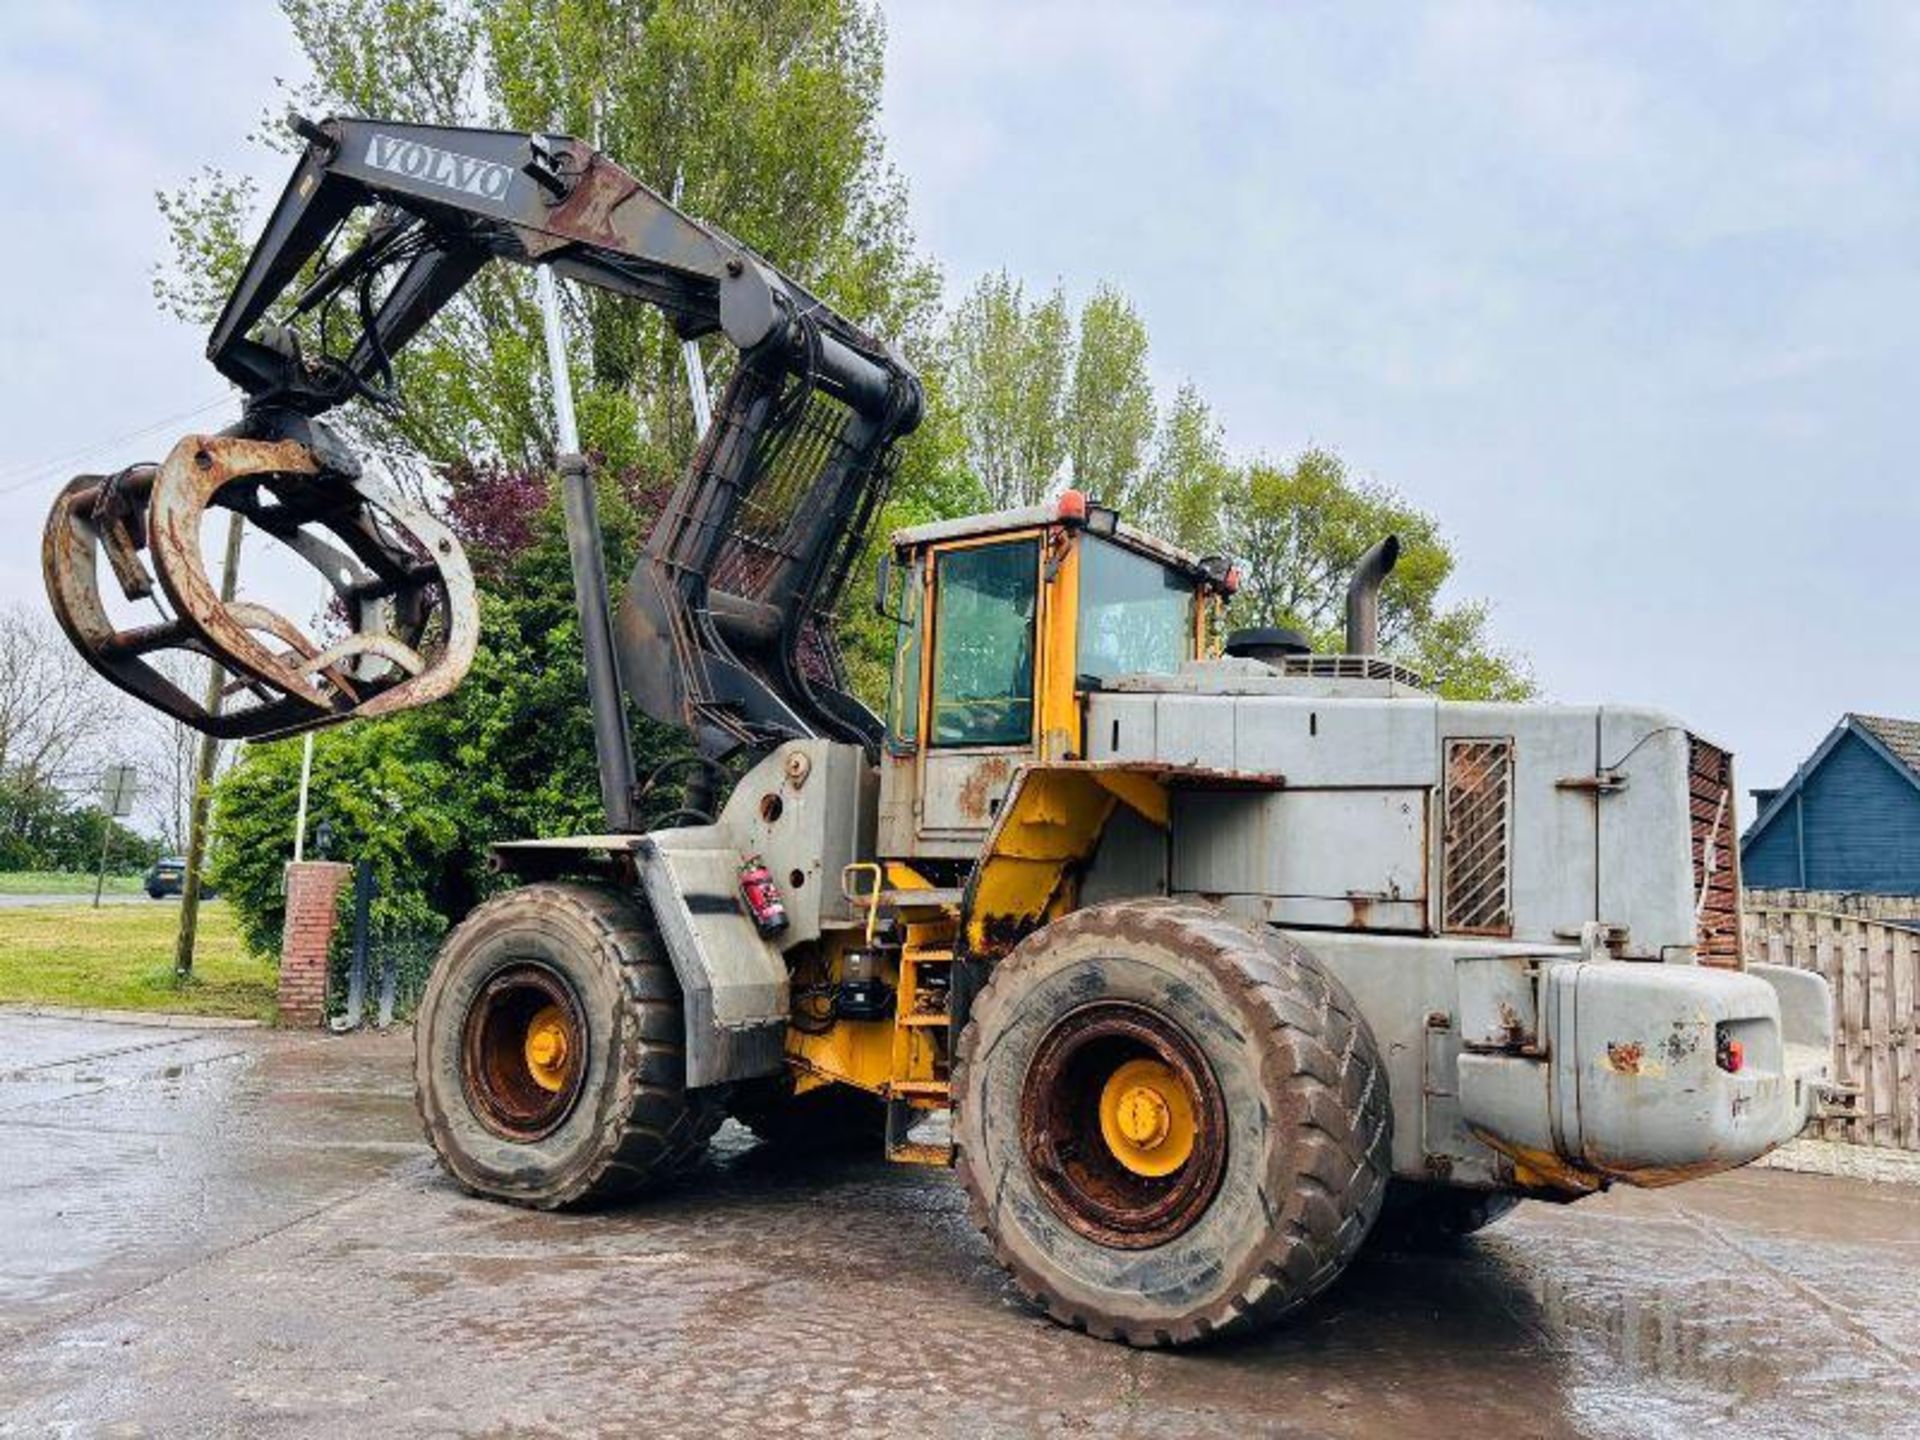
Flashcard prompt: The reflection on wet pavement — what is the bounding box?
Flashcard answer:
[2,1010,1916,1437]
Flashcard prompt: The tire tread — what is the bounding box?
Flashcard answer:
[952,898,1392,1347]
[414,881,724,1211]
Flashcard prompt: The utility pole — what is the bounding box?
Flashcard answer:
[174,510,243,981]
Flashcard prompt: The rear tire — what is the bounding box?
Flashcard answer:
[954,900,1391,1347]
[415,881,723,1210]
[1369,1182,1520,1251]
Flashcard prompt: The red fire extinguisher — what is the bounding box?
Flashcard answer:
[739,855,789,937]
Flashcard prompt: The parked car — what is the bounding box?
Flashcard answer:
[143,859,214,900]
[144,858,185,898]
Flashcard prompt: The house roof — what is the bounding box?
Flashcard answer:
[1742,712,1920,847]
[1855,714,1920,776]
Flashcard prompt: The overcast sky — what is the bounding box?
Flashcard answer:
[2,3,1915,811]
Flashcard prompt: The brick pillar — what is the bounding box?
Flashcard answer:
[280,861,350,1028]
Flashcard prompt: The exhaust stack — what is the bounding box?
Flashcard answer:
[1343,534,1401,657]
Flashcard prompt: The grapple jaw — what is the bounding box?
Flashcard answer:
[44,432,477,741]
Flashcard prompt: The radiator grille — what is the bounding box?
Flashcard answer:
[1442,737,1514,936]
[1690,735,1742,968]
[1280,654,1428,686]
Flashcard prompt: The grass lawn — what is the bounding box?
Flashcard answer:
[0,901,276,1021]
[0,871,144,896]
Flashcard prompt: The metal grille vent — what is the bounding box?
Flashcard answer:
[1689,735,1742,968]
[1443,738,1514,936]
[1280,654,1428,687]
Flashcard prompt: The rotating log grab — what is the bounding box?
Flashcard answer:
[44,433,476,741]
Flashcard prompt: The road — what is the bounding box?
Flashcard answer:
[0,891,154,907]
[3,1010,1917,1438]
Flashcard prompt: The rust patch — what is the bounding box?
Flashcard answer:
[1587,1153,1734,1189]
[1477,1135,1608,1197]
[546,150,643,250]
[1605,1041,1645,1075]
[956,756,1014,823]
[978,910,1038,958]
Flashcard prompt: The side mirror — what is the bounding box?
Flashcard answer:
[874,548,906,623]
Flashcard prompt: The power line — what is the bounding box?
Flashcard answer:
[0,394,236,498]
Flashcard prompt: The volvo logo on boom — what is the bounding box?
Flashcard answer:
[364,133,513,202]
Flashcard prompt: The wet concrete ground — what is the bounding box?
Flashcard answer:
[3,1010,1917,1439]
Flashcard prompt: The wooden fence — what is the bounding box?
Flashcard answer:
[1744,888,1920,922]
[1742,906,1920,1151]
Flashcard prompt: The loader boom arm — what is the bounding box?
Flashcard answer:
[213,115,921,773]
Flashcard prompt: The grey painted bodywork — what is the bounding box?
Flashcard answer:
[1087,661,1705,959]
[1071,657,1831,1193]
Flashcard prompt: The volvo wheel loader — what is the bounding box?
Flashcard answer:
[46,116,1836,1347]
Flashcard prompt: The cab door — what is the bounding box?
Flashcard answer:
[915,532,1046,853]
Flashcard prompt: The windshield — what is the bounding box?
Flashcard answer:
[1076,536,1193,685]
[931,538,1039,746]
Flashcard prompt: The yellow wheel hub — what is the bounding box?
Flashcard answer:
[523,1005,574,1093]
[1097,1058,1197,1177]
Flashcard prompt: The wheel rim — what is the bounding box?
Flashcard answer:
[1098,1058,1198,1177]
[1019,1001,1227,1249]
[460,963,587,1141]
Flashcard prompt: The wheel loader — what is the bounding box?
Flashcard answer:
[45,116,1836,1347]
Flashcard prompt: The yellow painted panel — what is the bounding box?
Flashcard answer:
[1094,768,1171,828]
[966,766,1119,952]
[1039,530,1082,760]
[790,1013,896,1094]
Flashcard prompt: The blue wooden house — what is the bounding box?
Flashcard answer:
[1741,714,1920,894]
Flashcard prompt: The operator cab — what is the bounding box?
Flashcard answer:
[875,492,1233,863]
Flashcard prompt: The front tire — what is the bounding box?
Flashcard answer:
[415,881,723,1210]
[954,900,1391,1347]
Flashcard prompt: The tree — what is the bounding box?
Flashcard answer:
[945,270,1071,507]
[0,772,160,875]
[1143,382,1233,554]
[129,653,228,855]
[1226,449,1534,701]
[0,604,116,791]
[1064,285,1154,513]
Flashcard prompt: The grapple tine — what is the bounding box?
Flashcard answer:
[42,432,477,741]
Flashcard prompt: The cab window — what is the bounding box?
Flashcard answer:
[1076,535,1194,685]
[931,538,1039,747]
[885,559,922,747]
